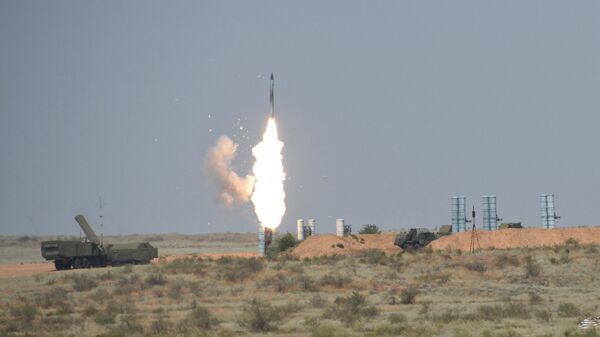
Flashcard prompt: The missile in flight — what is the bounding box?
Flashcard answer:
[270,73,275,118]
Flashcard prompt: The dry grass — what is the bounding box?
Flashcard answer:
[0,235,600,336]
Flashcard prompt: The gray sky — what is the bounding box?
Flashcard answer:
[1,1,599,235]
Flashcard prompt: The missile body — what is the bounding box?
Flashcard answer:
[270,73,275,118]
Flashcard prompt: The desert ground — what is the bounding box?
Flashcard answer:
[0,231,599,337]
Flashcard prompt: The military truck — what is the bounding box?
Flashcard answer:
[41,215,158,270]
[498,222,523,229]
[394,226,452,250]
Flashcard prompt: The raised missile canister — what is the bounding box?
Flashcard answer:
[270,73,275,118]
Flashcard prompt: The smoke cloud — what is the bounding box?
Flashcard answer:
[205,136,256,207]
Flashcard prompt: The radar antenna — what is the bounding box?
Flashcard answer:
[470,206,481,254]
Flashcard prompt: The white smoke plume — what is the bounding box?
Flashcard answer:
[205,136,256,207]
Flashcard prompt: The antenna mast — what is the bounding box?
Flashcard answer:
[99,196,104,246]
[469,206,481,254]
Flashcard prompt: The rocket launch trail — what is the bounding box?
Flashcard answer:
[270,73,275,118]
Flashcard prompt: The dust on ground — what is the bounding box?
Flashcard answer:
[431,227,600,251]
[293,233,400,258]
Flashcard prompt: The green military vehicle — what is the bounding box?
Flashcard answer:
[394,225,452,250]
[498,222,523,229]
[41,215,158,270]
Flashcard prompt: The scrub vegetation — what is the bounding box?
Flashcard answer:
[0,235,599,336]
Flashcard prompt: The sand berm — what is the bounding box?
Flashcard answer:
[430,227,600,251]
[292,227,600,258]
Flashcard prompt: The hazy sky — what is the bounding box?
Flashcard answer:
[1,1,599,235]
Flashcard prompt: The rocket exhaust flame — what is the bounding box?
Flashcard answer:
[251,117,286,229]
[205,73,286,231]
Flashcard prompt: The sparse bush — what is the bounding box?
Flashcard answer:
[388,312,407,324]
[400,286,419,304]
[41,315,73,329]
[106,301,136,315]
[187,306,219,330]
[419,301,431,314]
[277,233,298,252]
[584,245,599,254]
[99,271,114,281]
[474,304,505,321]
[10,303,38,323]
[434,309,461,323]
[94,310,116,325]
[34,286,68,308]
[558,302,581,317]
[70,274,98,291]
[55,302,73,315]
[565,237,580,249]
[464,261,486,273]
[277,301,303,315]
[319,273,352,288]
[495,254,520,268]
[122,264,133,274]
[238,298,282,332]
[288,263,304,273]
[473,302,531,321]
[310,294,327,307]
[89,288,110,303]
[564,329,600,337]
[503,301,531,319]
[167,279,184,300]
[162,256,205,275]
[145,273,167,286]
[418,271,451,285]
[296,274,318,291]
[523,256,542,278]
[335,243,344,249]
[323,291,379,325]
[359,224,381,234]
[150,317,173,334]
[116,313,144,334]
[559,250,571,264]
[361,249,388,265]
[311,325,346,337]
[83,305,98,317]
[259,272,294,292]
[218,257,264,282]
[528,292,544,304]
[535,308,553,322]
[115,274,144,295]
[240,257,265,273]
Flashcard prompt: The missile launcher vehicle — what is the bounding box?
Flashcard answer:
[41,215,158,270]
[394,226,452,250]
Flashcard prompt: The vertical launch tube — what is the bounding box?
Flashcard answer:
[308,219,316,235]
[297,219,305,241]
[258,223,265,257]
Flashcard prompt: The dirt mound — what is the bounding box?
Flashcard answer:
[430,227,600,251]
[293,233,400,258]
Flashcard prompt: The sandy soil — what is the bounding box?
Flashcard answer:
[0,252,259,279]
[430,227,600,251]
[0,262,55,279]
[293,233,400,258]
[158,252,258,262]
